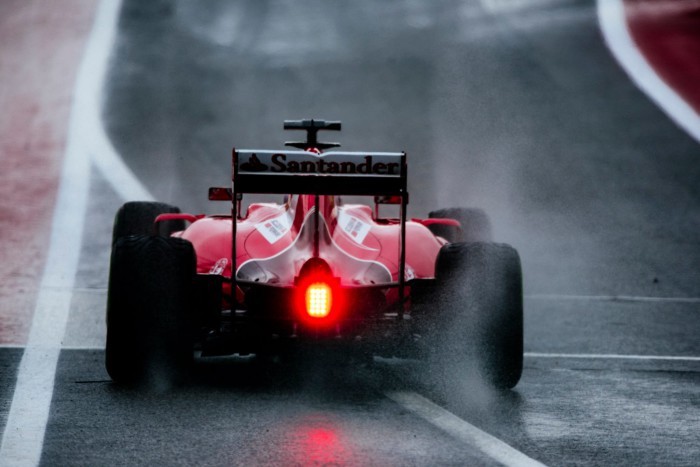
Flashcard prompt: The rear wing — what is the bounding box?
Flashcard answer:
[229,147,409,315]
[233,149,406,196]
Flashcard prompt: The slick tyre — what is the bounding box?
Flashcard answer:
[433,242,523,390]
[112,201,185,245]
[428,207,493,243]
[106,235,196,387]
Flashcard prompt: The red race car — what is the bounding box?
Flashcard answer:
[106,119,523,389]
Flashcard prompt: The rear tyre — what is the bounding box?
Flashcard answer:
[112,201,185,245]
[106,235,196,387]
[431,241,523,390]
[428,207,493,243]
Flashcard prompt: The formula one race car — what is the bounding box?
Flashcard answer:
[106,120,523,389]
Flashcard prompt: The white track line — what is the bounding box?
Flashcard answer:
[75,0,154,203]
[4,345,698,364]
[0,345,97,351]
[525,294,700,304]
[597,0,700,143]
[386,391,547,467]
[89,100,154,201]
[0,1,124,466]
[525,352,700,362]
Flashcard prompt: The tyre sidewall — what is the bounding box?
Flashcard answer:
[431,242,523,390]
[106,235,196,387]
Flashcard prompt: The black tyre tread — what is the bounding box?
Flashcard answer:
[106,235,195,387]
[112,201,185,245]
[428,207,493,243]
[433,241,523,389]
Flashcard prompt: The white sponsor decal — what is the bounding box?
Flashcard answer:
[255,213,291,244]
[405,265,415,281]
[209,258,228,275]
[338,210,371,244]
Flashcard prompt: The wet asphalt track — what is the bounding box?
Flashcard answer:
[2,0,700,465]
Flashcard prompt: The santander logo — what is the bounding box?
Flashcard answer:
[239,154,269,172]
[238,151,402,176]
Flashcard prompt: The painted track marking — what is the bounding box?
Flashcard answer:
[597,0,700,143]
[4,345,698,364]
[526,294,700,304]
[386,391,547,467]
[4,344,698,363]
[0,1,125,465]
[525,352,700,362]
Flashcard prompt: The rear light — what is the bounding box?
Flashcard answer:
[295,258,341,324]
[305,282,332,318]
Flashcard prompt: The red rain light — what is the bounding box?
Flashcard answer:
[305,282,332,318]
